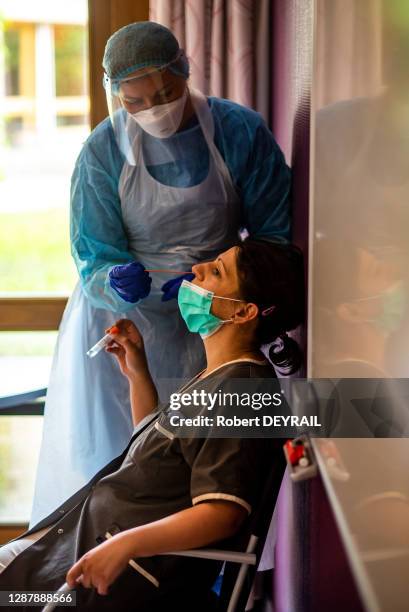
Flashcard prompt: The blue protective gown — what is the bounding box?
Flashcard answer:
[70,97,290,310]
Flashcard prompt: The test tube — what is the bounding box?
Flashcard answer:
[86,326,119,358]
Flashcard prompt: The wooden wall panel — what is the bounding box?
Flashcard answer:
[0,298,67,331]
[88,0,150,128]
[0,525,27,544]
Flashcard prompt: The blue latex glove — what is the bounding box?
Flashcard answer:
[109,261,152,303]
[161,273,194,302]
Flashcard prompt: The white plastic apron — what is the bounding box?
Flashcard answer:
[31,89,241,525]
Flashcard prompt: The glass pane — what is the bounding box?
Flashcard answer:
[0,331,57,356]
[311,0,409,378]
[313,438,409,612]
[0,2,89,294]
[0,0,89,524]
[0,416,43,523]
[0,332,56,523]
[0,331,56,397]
[55,25,87,97]
[4,28,19,95]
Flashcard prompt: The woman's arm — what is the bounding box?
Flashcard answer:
[120,499,247,557]
[66,501,246,595]
[127,376,158,427]
[106,320,158,425]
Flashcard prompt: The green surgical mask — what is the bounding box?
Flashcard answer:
[178,280,242,339]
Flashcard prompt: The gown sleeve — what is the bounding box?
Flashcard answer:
[70,119,136,311]
[212,99,291,242]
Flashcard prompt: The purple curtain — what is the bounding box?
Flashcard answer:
[150,0,272,124]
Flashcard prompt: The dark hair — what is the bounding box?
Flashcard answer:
[236,239,305,374]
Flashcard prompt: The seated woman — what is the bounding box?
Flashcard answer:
[0,239,304,611]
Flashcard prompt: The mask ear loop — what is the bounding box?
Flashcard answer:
[212,295,246,324]
[216,298,277,321]
[106,50,186,90]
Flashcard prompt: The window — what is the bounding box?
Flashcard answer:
[0,0,89,523]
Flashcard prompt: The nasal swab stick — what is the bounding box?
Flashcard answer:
[145,269,191,274]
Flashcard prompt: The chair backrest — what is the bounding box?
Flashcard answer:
[218,440,287,611]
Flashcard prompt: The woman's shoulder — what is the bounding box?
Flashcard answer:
[207,96,280,175]
[84,117,119,153]
[209,96,267,132]
[76,116,125,174]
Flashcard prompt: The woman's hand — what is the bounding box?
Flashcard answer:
[106,319,158,424]
[109,261,152,303]
[66,532,135,596]
[105,319,148,380]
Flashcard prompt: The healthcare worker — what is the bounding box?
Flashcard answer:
[31,21,291,525]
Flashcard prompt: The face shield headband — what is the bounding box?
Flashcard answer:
[103,50,187,96]
[103,50,191,160]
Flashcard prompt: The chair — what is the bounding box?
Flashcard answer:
[43,442,286,612]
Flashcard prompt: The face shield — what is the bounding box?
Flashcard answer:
[103,52,190,164]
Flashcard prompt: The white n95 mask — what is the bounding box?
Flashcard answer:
[130,88,188,139]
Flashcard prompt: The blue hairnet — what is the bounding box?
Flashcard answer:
[103,21,189,81]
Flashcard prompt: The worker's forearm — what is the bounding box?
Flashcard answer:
[119,502,246,558]
[129,371,158,426]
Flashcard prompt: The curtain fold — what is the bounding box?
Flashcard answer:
[316,0,383,108]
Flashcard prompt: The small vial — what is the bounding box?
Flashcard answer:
[87,326,119,358]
